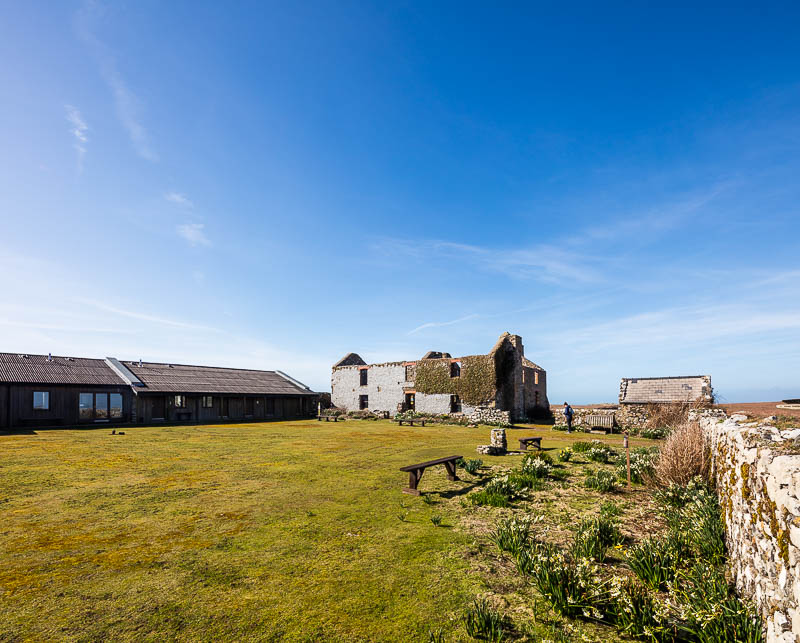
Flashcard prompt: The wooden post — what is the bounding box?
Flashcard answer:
[624,431,631,489]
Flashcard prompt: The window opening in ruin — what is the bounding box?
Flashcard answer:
[534,371,539,385]
[405,393,415,410]
[359,394,369,410]
[450,361,461,378]
[360,369,368,386]
[450,395,461,413]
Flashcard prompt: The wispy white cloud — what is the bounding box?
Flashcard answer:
[408,314,479,335]
[75,2,158,162]
[74,298,219,331]
[65,105,89,171]
[164,191,193,207]
[371,183,731,286]
[176,223,211,247]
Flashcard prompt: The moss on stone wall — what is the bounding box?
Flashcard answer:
[414,356,496,407]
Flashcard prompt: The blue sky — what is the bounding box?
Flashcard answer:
[1,2,799,403]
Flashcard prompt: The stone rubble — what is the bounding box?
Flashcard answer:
[476,427,508,456]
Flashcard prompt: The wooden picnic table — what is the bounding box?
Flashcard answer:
[399,455,461,495]
[518,436,542,451]
[394,418,426,426]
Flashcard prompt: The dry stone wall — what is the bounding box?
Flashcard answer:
[469,407,510,426]
[551,405,650,430]
[696,411,800,642]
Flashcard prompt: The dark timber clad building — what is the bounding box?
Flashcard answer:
[0,352,316,430]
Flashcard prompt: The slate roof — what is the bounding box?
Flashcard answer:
[333,353,366,368]
[122,361,314,395]
[619,375,712,404]
[0,353,124,386]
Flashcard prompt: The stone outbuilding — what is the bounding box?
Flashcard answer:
[619,375,712,404]
[331,332,548,422]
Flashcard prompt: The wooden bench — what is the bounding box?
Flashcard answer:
[394,418,426,427]
[586,414,615,431]
[317,415,339,422]
[518,436,542,451]
[399,455,461,495]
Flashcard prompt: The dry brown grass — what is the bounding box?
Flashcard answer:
[645,398,714,430]
[653,421,710,486]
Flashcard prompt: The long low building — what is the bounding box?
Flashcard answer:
[0,352,317,430]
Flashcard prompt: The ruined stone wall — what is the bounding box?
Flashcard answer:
[696,411,800,642]
[470,407,510,425]
[415,392,451,415]
[550,405,650,430]
[331,363,410,413]
[523,366,549,414]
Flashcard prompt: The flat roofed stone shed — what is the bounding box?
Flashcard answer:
[399,455,462,495]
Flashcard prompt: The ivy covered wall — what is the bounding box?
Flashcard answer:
[414,355,496,406]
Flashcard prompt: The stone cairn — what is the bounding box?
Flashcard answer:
[476,427,507,456]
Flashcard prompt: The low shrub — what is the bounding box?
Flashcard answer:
[507,471,548,491]
[558,447,573,462]
[640,426,670,440]
[469,490,510,507]
[586,445,615,463]
[654,421,710,486]
[463,597,506,641]
[616,446,659,484]
[681,488,726,565]
[572,441,595,453]
[584,469,618,493]
[527,545,591,617]
[491,515,536,555]
[609,576,672,641]
[462,458,483,475]
[626,535,681,589]
[653,476,710,508]
[572,515,623,562]
[520,453,553,478]
[427,629,445,643]
[673,562,763,642]
[552,424,569,432]
[470,475,519,507]
[599,500,623,519]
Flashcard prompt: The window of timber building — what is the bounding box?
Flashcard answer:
[33,391,49,410]
[110,394,123,419]
[359,394,369,410]
[450,361,461,378]
[175,395,187,408]
[79,393,93,420]
[95,394,109,419]
[360,369,368,386]
[202,395,213,408]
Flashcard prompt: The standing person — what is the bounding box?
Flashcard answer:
[564,402,574,433]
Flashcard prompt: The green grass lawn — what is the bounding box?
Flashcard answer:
[0,420,659,641]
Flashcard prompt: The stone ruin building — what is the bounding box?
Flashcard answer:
[331,332,548,423]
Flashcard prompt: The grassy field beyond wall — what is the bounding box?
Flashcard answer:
[1,420,659,641]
